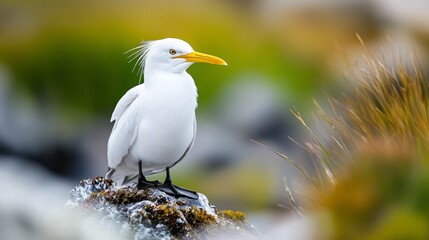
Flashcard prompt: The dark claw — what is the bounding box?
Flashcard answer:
[157,184,199,200]
[156,167,199,200]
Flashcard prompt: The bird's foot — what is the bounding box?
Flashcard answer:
[157,182,199,200]
[137,160,160,190]
[137,178,160,190]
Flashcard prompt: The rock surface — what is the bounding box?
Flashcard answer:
[66,177,259,240]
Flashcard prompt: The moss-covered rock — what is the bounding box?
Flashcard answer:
[66,177,259,240]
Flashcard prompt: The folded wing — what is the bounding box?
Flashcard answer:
[107,85,144,168]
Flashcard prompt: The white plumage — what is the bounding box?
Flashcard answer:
[106,38,226,187]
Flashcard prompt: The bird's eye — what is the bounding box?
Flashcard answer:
[169,49,177,55]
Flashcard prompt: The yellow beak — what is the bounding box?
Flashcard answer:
[174,51,227,66]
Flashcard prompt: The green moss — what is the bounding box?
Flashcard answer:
[86,187,172,206]
[87,190,105,201]
[145,205,189,238]
[218,210,246,223]
[141,205,218,238]
[184,206,217,229]
[104,188,150,205]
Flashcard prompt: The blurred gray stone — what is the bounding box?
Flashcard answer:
[0,158,121,240]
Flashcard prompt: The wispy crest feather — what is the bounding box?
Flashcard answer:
[125,41,154,84]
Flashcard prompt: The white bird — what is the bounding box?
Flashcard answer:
[106,38,227,199]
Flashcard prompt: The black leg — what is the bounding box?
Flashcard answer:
[163,167,180,195]
[137,160,160,189]
[156,167,199,199]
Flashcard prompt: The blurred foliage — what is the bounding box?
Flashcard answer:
[320,143,429,240]
[287,41,429,238]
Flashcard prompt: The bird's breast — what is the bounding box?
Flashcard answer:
[143,75,197,120]
[130,74,197,165]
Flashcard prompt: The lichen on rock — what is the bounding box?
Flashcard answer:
[66,177,259,240]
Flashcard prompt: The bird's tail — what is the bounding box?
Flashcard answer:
[105,168,139,186]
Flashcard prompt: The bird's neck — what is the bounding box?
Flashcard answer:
[143,71,198,110]
[144,71,196,91]
[144,61,192,79]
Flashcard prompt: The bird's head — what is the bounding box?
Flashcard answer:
[130,38,227,76]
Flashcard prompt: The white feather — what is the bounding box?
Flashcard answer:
[107,85,144,168]
[110,84,142,123]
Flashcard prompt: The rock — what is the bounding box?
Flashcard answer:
[66,177,259,240]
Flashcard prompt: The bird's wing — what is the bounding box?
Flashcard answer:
[170,115,197,168]
[110,85,143,123]
[107,85,144,168]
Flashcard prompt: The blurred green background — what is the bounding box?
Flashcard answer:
[0,0,348,116]
[1,0,429,233]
